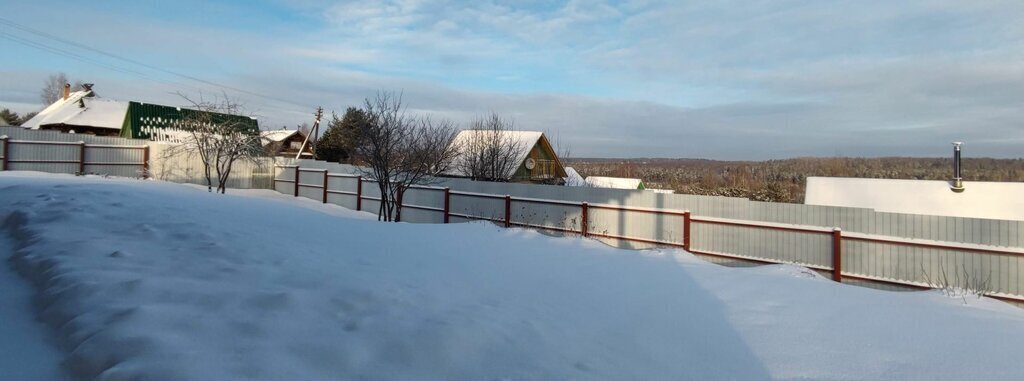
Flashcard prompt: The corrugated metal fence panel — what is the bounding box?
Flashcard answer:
[273,158,1024,300]
[84,146,146,177]
[297,170,325,200]
[6,140,80,174]
[147,143,273,190]
[400,187,445,224]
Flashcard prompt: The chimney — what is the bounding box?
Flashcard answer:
[63,83,71,100]
[951,142,965,193]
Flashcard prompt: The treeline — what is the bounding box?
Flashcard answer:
[567,157,1024,203]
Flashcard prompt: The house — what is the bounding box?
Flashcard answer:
[446,130,567,183]
[585,176,646,190]
[261,129,314,158]
[22,84,259,138]
[0,115,9,126]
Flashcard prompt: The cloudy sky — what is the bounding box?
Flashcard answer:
[2,0,1022,159]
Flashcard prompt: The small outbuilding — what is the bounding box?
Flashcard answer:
[261,129,314,158]
[585,176,646,190]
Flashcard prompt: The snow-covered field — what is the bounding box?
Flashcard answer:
[3,172,1024,380]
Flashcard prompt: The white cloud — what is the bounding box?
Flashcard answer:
[2,0,1023,158]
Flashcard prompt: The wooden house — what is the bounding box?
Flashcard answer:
[261,129,314,158]
[446,130,567,184]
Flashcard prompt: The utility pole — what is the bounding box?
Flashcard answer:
[295,106,324,160]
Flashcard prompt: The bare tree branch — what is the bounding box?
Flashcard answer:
[351,91,460,221]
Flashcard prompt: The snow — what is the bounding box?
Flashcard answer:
[563,166,586,187]
[260,129,304,143]
[446,130,545,179]
[3,171,1024,380]
[805,176,1024,220]
[21,91,129,131]
[586,175,644,189]
[0,234,68,380]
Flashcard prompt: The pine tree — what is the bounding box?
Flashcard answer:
[0,108,19,126]
[317,107,368,163]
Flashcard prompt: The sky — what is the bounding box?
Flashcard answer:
[1,0,1023,159]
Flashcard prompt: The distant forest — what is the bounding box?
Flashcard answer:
[566,157,1024,204]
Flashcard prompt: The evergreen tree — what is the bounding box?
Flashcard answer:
[317,107,368,163]
[0,108,19,126]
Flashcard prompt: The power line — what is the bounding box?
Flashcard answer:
[0,17,312,112]
[0,31,189,90]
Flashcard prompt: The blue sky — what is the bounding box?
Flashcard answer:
[2,0,1023,159]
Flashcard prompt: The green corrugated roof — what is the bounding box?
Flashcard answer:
[120,101,259,139]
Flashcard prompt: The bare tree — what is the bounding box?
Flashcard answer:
[455,112,526,181]
[352,92,460,221]
[40,73,83,105]
[172,92,266,193]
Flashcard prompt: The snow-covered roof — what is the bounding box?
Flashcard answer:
[447,130,546,179]
[21,91,129,130]
[260,129,305,144]
[563,167,587,187]
[805,177,1024,220]
[586,176,645,190]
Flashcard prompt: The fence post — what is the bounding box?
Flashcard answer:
[396,184,403,222]
[581,202,589,237]
[0,136,8,171]
[293,166,300,197]
[356,176,363,211]
[832,227,842,282]
[142,145,150,178]
[78,141,86,175]
[683,211,691,251]
[504,195,511,228]
[322,171,328,203]
[443,187,450,224]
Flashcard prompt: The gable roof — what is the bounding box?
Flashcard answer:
[586,176,645,190]
[260,129,306,144]
[21,91,129,130]
[446,130,548,179]
[563,166,587,187]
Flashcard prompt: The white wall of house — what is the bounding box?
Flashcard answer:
[805,177,1024,221]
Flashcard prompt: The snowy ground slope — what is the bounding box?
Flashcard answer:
[2,172,1024,380]
[0,233,68,380]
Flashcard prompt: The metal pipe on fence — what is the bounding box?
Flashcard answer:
[322,171,329,203]
[504,195,512,228]
[0,136,8,171]
[832,228,842,282]
[142,145,150,178]
[78,141,86,174]
[443,187,450,224]
[683,211,691,251]
[356,176,363,211]
[396,184,404,222]
[581,202,589,237]
[293,166,300,197]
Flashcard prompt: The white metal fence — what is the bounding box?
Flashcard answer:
[0,126,274,189]
[274,158,1024,304]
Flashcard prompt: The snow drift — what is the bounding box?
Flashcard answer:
[2,172,1024,380]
